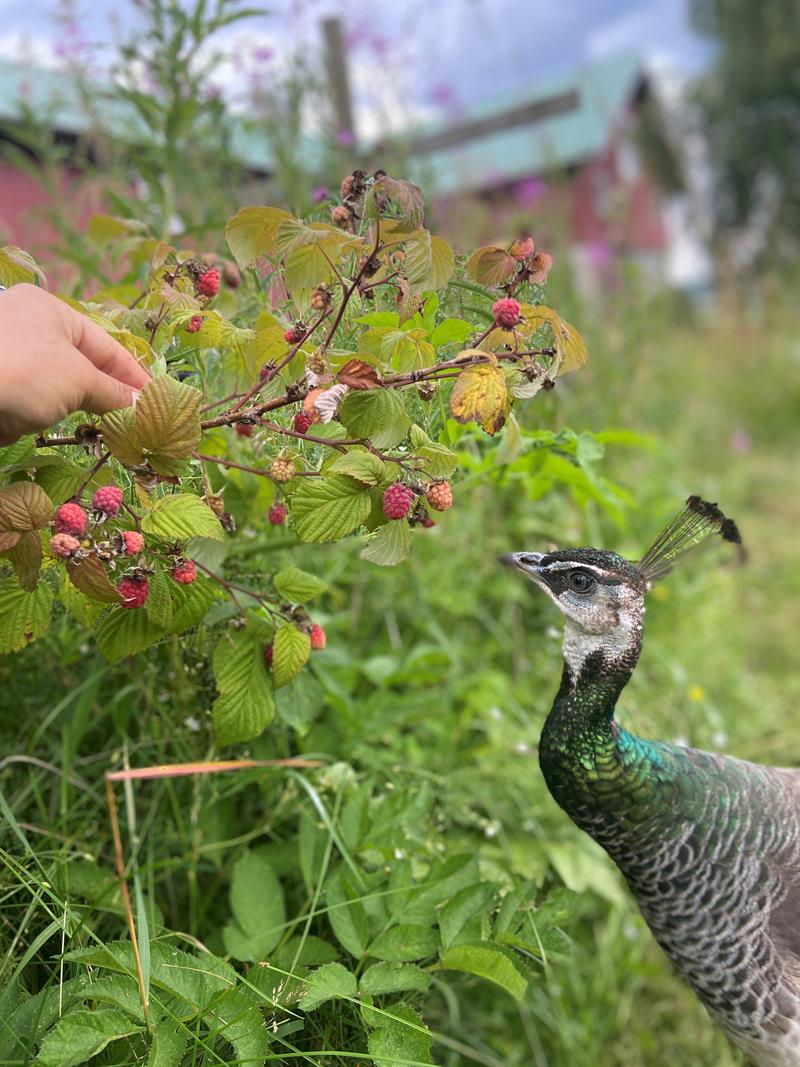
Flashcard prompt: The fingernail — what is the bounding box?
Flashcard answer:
[131,389,140,408]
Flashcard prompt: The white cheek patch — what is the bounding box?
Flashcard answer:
[562,616,642,681]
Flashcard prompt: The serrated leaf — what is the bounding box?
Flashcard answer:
[464,245,517,287]
[168,573,217,632]
[450,356,511,436]
[212,627,275,744]
[284,241,337,291]
[403,230,432,285]
[340,390,410,449]
[359,962,431,996]
[272,624,310,688]
[273,566,328,603]
[368,924,438,963]
[0,434,36,469]
[291,475,371,543]
[336,359,381,390]
[99,407,145,465]
[59,571,105,628]
[552,315,588,375]
[328,449,386,485]
[439,883,496,950]
[66,554,123,604]
[36,1007,143,1067]
[223,850,286,960]
[439,941,529,1000]
[0,579,52,654]
[141,494,224,541]
[430,318,473,349]
[135,376,201,458]
[146,1020,187,1067]
[0,481,53,532]
[407,233,454,291]
[87,214,147,244]
[360,519,411,566]
[370,176,425,232]
[6,531,42,590]
[299,962,357,1012]
[225,205,295,268]
[96,606,165,661]
[145,569,173,628]
[368,1004,433,1067]
[0,245,46,287]
[327,868,369,959]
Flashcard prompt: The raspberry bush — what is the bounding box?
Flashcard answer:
[0,171,587,747]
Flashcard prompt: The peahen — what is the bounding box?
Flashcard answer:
[504,497,800,1066]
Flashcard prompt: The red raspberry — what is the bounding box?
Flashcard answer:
[118,576,149,609]
[263,642,274,668]
[382,482,414,520]
[197,267,220,298]
[510,236,534,261]
[172,559,197,585]
[421,515,436,529]
[54,502,88,536]
[284,326,304,345]
[492,298,522,329]
[92,485,124,517]
[50,533,81,559]
[310,623,326,650]
[425,480,453,512]
[268,503,287,526]
[293,412,313,434]
[121,530,145,556]
[186,314,203,333]
[235,422,254,437]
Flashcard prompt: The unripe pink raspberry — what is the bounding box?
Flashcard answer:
[310,623,326,650]
[118,576,149,609]
[425,480,453,512]
[186,314,203,333]
[121,530,145,556]
[92,485,124,517]
[54,502,88,536]
[172,559,197,585]
[197,267,220,298]
[268,503,287,526]
[383,482,414,520]
[331,205,352,230]
[293,412,313,434]
[492,297,522,329]
[284,326,304,345]
[50,533,81,559]
[235,422,254,437]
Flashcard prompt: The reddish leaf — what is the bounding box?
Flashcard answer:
[337,359,382,390]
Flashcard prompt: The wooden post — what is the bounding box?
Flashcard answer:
[322,16,356,146]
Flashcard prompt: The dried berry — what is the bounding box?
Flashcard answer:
[331,205,352,230]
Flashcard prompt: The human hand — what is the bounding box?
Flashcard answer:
[0,284,151,445]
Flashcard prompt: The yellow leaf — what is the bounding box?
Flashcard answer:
[135,376,202,459]
[225,205,295,268]
[450,354,511,436]
[100,408,145,466]
[0,245,47,288]
[0,482,53,533]
[551,316,588,375]
[464,246,517,287]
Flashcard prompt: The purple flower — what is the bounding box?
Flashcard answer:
[312,186,330,204]
[252,45,273,62]
[513,177,549,207]
[730,429,752,455]
[428,81,458,110]
[336,128,355,147]
[586,239,613,268]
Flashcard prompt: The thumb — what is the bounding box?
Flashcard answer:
[77,357,141,416]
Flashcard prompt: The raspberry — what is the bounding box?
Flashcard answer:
[331,205,351,230]
[268,503,287,526]
[197,267,220,298]
[50,533,81,559]
[172,559,197,585]
[118,576,149,609]
[263,642,274,667]
[186,315,203,333]
[510,236,534,261]
[270,457,296,484]
[235,422,254,437]
[310,623,326,650]
[121,530,145,556]
[310,287,331,311]
[293,412,313,434]
[92,485,124,517]
[222,261,241,288]
[492,298,522,329]
[425,480,453,512]
[54,502,88,536]
[284,326,304,345]
[340,175,355,200]
[421,515,436,528]
[383,482,414,520]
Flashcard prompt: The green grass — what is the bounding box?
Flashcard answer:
[1,284,797,1065]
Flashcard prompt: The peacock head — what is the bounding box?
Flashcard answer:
[502,497,743,678]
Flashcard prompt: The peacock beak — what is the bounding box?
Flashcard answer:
[500,552,546,578]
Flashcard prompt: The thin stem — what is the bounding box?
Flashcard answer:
[74,452,111,500]
[319,218,381,354]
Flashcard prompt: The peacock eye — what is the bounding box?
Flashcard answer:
[568,571,595,593]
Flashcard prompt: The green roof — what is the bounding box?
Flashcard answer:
[404,52,645,194]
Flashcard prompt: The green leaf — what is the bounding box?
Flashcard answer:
[135,375,201,459]
[327,867,369,959]
[272,936,338,969]
[168,574,217,632]
[0,245,46,287]
[360,962,431,996]
[0,579,52,654]
[403,230,432,285]
[340,390,410,449]
[212,626,275,744]
[96,606,165,661]
[0,481,52,533]
[37,1008,143,1067]
[291,475,371,543]
[360,519,411,566]
[430,318,474,349]
[141,494,224,541]
[0,434,36,469]
[328,449,386,485]
[411,234,454,292]
[367,1004,433,1067]
[439,883,496,950]
[145,569,173,628]
[223,849,286,960]
[299,962,357,1012]
[225,205,295,268]
[146,1020,188,1067]
[438,941,529,1000]
[6,531,42,590]
[276,671,324,734]
[273,566,328,603]
[368,924,438,963]
[272,623,311,688]
[99,408,145,466]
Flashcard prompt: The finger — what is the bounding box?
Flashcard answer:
[67,308,151,390]
[75,354,141,416]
